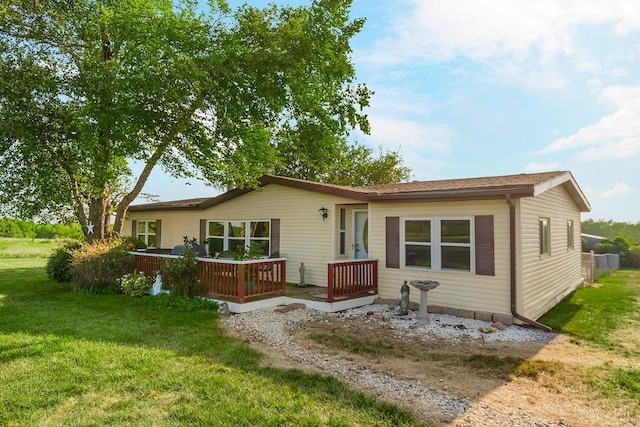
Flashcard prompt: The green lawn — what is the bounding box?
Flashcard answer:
[539,269,640,410]
[539,269,640,354]
[0,257,423,426]
[0,237,69,259]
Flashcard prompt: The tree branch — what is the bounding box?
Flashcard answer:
[112,89,209,234]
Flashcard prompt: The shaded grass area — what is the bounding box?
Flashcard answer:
[538,270,640,415]
[0,259,424,426]
[309,332,562,380]
[0,237,70,259]
[539,270,640,353]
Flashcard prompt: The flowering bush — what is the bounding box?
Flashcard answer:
[118,270,152,297]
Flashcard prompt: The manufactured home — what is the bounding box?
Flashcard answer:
[125,171,590,325]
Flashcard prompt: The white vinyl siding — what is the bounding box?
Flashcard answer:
[519,186,583,320]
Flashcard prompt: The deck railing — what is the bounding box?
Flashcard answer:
[132,252,286,303]
[326,259,378,302]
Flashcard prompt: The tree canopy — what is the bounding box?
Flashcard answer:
[0,0,399,240]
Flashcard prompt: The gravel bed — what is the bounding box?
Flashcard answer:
[223,304,568,426]
[336,304,554,343]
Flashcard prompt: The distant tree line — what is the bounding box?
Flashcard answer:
[0,218,83,240]
[582,219,640,245]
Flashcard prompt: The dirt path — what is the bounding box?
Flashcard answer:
[222,307,639,426]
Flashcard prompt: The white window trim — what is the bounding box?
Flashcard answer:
[206,219,271,256]
[339,208,347,255]
[137,220,157,248]
[401,217,475,273]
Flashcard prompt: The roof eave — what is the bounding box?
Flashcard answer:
[260,176,370,201]
[371,186,535,202]
[533,172,591,212]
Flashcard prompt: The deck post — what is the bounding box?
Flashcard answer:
[237,264,245,303]
[327,263,335,303]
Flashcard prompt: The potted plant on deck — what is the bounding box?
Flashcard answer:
[234,242,264,291]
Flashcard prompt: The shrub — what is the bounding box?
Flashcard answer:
[233,242,264,261]
[45,241,82,282]
[595,236,631,255]
[70,239,134,293]
[143,293,218,312]
[123,236,147,251]
[160,249,199,297]
[118,270,152,297]
[621,248,640,269]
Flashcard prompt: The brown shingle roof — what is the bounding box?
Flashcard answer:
[356,171,567,194]
[128,197,212,211]
[129,171,590,212]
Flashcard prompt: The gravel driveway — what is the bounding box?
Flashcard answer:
[223,304,577,426]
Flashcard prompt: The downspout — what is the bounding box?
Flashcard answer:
[506,194,553,332]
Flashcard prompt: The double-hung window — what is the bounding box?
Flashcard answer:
[404,220,432,268]
[207,220,271,257]
[136,220,157,248]
[403,218,472,272]
[440,220,472,270]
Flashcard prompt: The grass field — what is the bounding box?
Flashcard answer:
[539,270,640,355]
[0,244,422,426]
[0,237,71,259]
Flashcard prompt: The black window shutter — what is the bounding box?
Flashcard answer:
[155,220,162,248]
[131,220,137,238]
[271,219,280,256]
[475,215,495,276]
[386,217,400,269]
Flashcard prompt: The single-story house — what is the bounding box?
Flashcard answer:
[125,171,590,327]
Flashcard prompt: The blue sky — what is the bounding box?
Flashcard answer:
[140,0,640,222]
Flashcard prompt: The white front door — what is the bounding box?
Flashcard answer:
[353,210,369,259]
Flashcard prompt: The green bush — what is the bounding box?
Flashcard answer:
[123,236,147,251]
[45,241,82,282]
[621,248,640,269]
[118,270,152,297]
[160,249,199,297]
[143,293,218,311]
[595,236,631,254]
[70,239,134,293]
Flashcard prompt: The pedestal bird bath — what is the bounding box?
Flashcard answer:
[410,279,440,322]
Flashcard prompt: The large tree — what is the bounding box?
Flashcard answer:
[0,0,375,241]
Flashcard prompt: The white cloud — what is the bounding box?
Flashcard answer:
[600,182,633,199]
[359,0,640,88]
[524,162,560,172]
[611,67,629,78]
[366,115,455,156]
[541,84,640,160]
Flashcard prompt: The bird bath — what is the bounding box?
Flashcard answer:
[410,280,440,322]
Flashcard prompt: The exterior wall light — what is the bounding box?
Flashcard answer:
[319,207,328,221]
